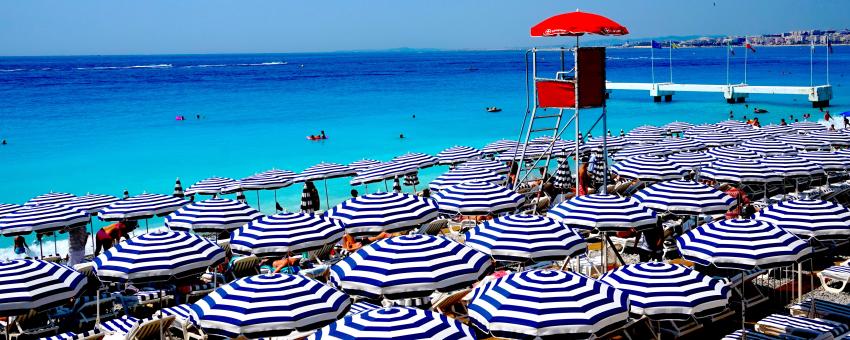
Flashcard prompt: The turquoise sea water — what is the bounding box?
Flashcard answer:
[0,46,848,254]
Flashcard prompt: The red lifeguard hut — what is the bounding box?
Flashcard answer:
[512,11,628,194]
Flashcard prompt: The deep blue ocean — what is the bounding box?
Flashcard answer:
[0,46,848,254]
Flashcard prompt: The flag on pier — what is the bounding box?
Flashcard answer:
[651,40,662,49]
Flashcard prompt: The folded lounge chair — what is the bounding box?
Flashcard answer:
[755,313,849,340]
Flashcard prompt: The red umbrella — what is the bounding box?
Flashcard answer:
[530,10,629,37]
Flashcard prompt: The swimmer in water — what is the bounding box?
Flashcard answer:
[1,139,6,145]
[320,130,326,139]
[399,133,405,139]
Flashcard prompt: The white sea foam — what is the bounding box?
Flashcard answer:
[75,64,173,70]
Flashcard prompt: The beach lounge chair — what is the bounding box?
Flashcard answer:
[75,293,119,328]
[41,255,62,263]
[818,265,850,294]
[431,288,471,322]
[227,255,260,280]
[721,329,797,340]
[161,304,205,340]
[6,310,59,340]
[727,268,769,310]
[346,301,380,317]
[755,313,850,340]
[117,289,175,313]
[791,299,850,325]
[417,218,448,235]
[308,242,336,264]
[40,329,104,340]
[99,315,176,340]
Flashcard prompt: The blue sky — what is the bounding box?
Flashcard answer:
[0,0,847,56]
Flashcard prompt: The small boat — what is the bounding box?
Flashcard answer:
[754,108,768,114]
[486,107,502,113]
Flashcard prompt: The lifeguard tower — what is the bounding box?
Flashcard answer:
[512,11,629,194]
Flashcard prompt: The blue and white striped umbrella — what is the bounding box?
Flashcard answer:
[809,130,850,147]
[64,194,120,215]
[790,121,826,134]
[227,169,296,192]
[716,120,751,130]
[684,124,729,137]
[432,181,526,215]
[429,168,504,191]
[185,177,239,196]
[797,151,850,171]
[633,180,735,215]
[173,178,185,198]
[547,194,658,232]
[0,259,87,316]
[599,262,730,320]
[97,193,187,221]
[676,219,811,270]
[0,203,21,217]
[496,145,551,161]
[611,155,687,181]
[329,234,492,299]
[754,199,850,240]
[347,301,381,316]
[760,124,796,137]
[667,152,716,170]
[310,307,475,340]
[552,159,573,189]
[701,159,782,183]
[348,159,381,172]
[468,270,629,340]
[740,139,797,156]
[663,121,694,133]
[296,162,357,182]
[391,152,439,169]
[190,274,350,339]
[656,137,706,152]
[612,144,671,161]
[464,214,586,262]
[230,212,344,256]
[705,146,761,160]
[25,192,75,207]
[761,156,825,177]
[0,205,89,236]
[776,134,829,151]
[457,159,509,174]
[350,161,418,185]
[530,136,572,151]
[728,128,767,141]
[164,198,261,233]
[93,230,224,283]
[630,125,665,134]
[482,139,519,154]
[436,146,483,165]
[324,192,438,236]
[625,130,665,144]
[585,136,634,151]
[692,133,740,147]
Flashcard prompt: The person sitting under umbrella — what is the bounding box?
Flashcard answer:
[94,220,138,255]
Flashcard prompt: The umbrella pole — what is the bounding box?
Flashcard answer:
[256,191,261,212]
[89,218,96,256]
[741,269,747,336]
[53,233,57,256]
[38,234,43,258]
[324,179,330,211]
[146,219,149,232]
[274,190,279,212]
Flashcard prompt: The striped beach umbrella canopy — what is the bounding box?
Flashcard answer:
[754,199,850,240]
[728,128,767,141]
[611,155,687,181]
[676,219,811,270]
[612,144,671,161]
[173,178,185,198]
[301,183,317,214]
[482,140,519,154]
[464,214,586,262]
[97,193,187,221]
[403,172,420,187]
[0,205,89,236]
[809,130,850,147]
[432,181,526,216]
[633,180,735,215]
[701,159,782,183]
[585,136,634,152]
[667,152,716,170]
[625,130,665,144]
[93,230,224,283]
[296,162,357,182]
[227,170,296,192]
[392,177,402,193]
[760,124,796,137]
[630,125,665,135]
[348,159,381,172]
[599,262,730,320]
[716,120,751,130]
[190,274,350,339]
[790,121,826,134]
[24,192,75,207]
[552,159,573,189]
[530,136,572,151]
[0,259,87,316]
[0,204,21,217]
[436,146,483,165]
[324,192,439,236]
[692,133,740,147]
[64,194,119,215]
[664,121,694,133]
[457,159,510,174]
[798,151,850,171]
[429,168,504,192]
[350,161,418,185]
[740,139,797,156]
[347,301,381,316]
[496,145,551,161]
[760,156,825,178]
[589,152,609,185]
[705,146,761,160]
[185,177,238,196]
[776,134,829,151]
[329,234,492,299]
[392,152,439,169]
[684,124,730,137]
[468,270,629,340]
[164,198,261,233]
[310,307,475,340]
[230,212,344,256]
[547,194,658,232]
[656,137,706,152]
